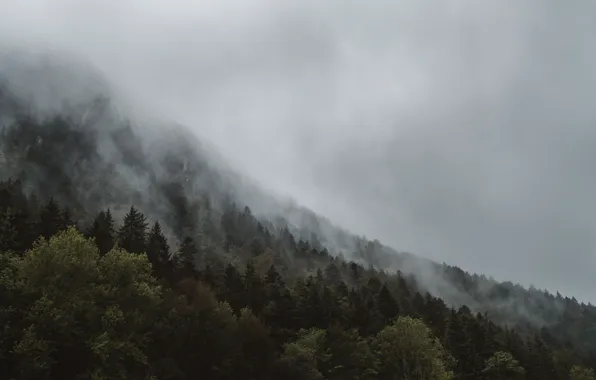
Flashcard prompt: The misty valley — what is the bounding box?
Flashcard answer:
[1,35,596,380]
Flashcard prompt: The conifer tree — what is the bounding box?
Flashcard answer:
[146,221,172,278]
[87,209,115,255]
[117,206,148,254]
[245,261,266,315]
[223,263,246,314]
[377,284,400,323]
[38,198,67,239]
[0,207,18,253]
[176,236,198,278]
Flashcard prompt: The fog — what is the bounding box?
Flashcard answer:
[1,0,596,301]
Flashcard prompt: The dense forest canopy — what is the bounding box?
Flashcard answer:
[1,51,596,380]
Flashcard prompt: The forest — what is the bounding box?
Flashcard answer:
[2,89,596,379]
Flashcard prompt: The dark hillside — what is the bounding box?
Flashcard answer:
[1,52,595,379]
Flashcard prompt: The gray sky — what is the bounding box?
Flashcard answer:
[2,0,596,301]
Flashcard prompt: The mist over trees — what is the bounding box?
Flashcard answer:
[1,49,596,379]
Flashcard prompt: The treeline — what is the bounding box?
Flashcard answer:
[0,179,596,380]
[3,94,596,379]
[3,97,596,350]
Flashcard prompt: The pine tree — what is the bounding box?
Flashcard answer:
[0,207,18,252]
[38,198,66,239]
[377,284,400,323]
[349,262,362,284]
[221,202,239,249]
[321,285,343,328]
[262,265,297,344]
[265,265,283,288]
[61,207,75,229]
[201,264,217,288]
[176,236,198,278]
[324,263,342,285]
[322,324,379,380]
[249,236,265,257]
[223,263,246,314]
[526,334,557,380]
[117,206,148,254]
[146,221,172,278]
[423,293,448,338]
[87,209,115,255]
[245,261,266,315]
[348,289,370,335]
[236,308,275,379]
[444,309,473,377]
[12,205,36,252]
[305,282,325,328]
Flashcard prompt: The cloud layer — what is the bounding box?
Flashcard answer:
[1,0,596,300]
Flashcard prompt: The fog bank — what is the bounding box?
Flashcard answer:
[1,0,596,301]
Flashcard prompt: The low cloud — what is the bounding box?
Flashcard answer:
[1,0,595,301]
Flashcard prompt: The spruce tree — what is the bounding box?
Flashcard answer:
[146,221,172,278]
[87,209,115,255]
[176,236,198,278]
[117,206,148,254]
[0,207,18,252]
[38,198,67,239]
[377,284,400,323]
[245,261,266,315]
[223,263,246,314]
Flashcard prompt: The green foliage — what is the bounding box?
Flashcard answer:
[87,209,115,255]
[276,328,329,380]
[570,365,596,380]
[0,208,19,253]
[322,324,379,380]
[146,220,173,279]
[117,206,148,254]
[0,165,593,380]
[483,351,525,380]
[373,316,454,380]
[0,228,162,379]
[176,236,198,278]
[37,198,68,240]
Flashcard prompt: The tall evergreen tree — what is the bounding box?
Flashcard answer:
[37,198,67,239]
[146,221,172,278]
[117,206,148,254]
[0,208,18,253]
[223,263,246,314]
[245,261,266,315]
[444,309,474,378]
[176,236,198,279]
[87,209,115,255]
[377,284,400,323]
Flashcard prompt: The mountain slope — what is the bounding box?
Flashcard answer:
[2,49,596,375]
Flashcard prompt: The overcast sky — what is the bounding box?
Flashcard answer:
[1,0,596,301]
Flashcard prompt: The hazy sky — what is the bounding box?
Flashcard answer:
[2,0,596,300]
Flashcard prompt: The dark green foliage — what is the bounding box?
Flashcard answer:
[86,209,115,255]
[0,208,19,252]
[146,220,173,278]
[37,198,68,239]
[2,108,596,379]
[244,261,266,315]
[117,205,147,254]
[222,263,246,314]
[1,192,596,379]
[377,284,400,323]
[176,236,198,278]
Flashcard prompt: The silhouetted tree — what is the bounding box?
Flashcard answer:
[87,209,115,255]
[117,206,148,254]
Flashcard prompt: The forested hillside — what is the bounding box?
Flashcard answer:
[1,55,596,379]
